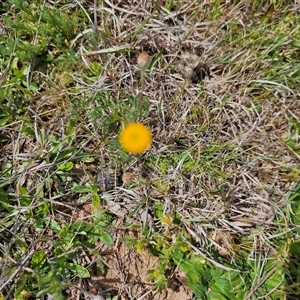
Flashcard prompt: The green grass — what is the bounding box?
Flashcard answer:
[1,0,300,299]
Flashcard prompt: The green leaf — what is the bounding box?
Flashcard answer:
[93,209,113,227]
[58,224,69,237]
[48,217,62,232]
[73,185,93,193]
[18,186,31,206]
[31,250,46,268]
[121,237,138,248]
[289,241,300,259]
[178,259,193,273]
[186,270,200,285]
[156,273,168,291]
[189,282,206,299]
[9,0,33,15]
[91,184,99,193]
[92,193,100,207]
[292,39,300,48]
[57,161,74,171]
[81,156,95,163]
[211,276,234,299]
[100,230,113,246]
[38,128,45,147]
[88,227,101,243]
[265,271,284,293]
[208,291,228,300]
[172,248,184,264]
[154,202,164,218]
[55,148,77,161]
[0,189,10,211]
[66,119,76,138]
[0,115,12,126]
[68,263,90,278]
[189,255,206,277]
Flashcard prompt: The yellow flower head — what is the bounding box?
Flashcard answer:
[119,122,152,154]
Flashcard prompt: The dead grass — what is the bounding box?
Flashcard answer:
[1,0,300,299]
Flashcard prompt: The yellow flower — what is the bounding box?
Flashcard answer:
[161,215,171,225]
[119,122,152,154]
[180,245,189,253]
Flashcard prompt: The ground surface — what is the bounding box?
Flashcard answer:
[1,1,300,300]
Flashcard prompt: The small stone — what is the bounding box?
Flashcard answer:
[177,52,210,83]
[96,167,121,192]
[137,52,151,70]
[122,172,134,184]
